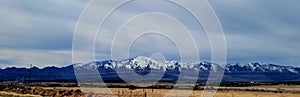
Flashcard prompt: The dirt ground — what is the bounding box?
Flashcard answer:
[1,86,300,97]
[45,87,300,97]
[110,88,300,97]
[0,91,41,97]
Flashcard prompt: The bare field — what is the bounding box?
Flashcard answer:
[2,84,300,97]
[0,91,41,97]
[253,85,300,91]
[37,87,300,97]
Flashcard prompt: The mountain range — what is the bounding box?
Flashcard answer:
[0,56,299,82]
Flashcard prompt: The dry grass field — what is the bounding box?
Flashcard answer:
[38,86,300,97]
[108,88,300,97]
[254,85,300,91]
[1,86,300,97]
[0,91,41,97]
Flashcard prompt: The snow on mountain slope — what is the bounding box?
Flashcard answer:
[1,56,299,82]
[76,56,299,74]
[226,62,298,73]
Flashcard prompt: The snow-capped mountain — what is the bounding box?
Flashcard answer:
[225,62,298,73]
[1,56,300,82]
[76,56,299,74]
[73,56,300,82]
[76,56,199,71]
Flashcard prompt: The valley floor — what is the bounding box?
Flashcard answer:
[0,91,41,97]
[2,87,299,97]
[2,84,300,97]
[75,87,300,97]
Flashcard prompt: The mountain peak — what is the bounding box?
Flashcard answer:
[74,56,297,74]
[1,56,300,82]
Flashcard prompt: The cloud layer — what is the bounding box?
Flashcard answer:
[0,0,299,68]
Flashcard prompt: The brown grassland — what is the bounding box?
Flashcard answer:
[1,85,300,97]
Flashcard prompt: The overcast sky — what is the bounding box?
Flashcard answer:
[0,0,299,68]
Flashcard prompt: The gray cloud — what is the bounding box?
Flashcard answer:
[0,48,71,68]
[210,0,300,66]
[0,0,89,67]
[0,0,88,50]
[0,0,299,67]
